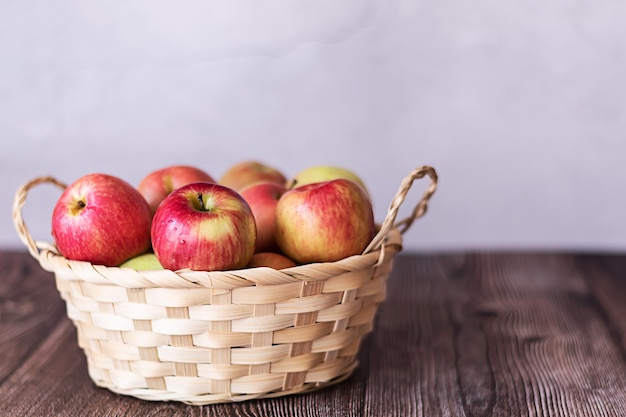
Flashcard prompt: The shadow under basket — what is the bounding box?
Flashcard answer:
[12,166,437,405]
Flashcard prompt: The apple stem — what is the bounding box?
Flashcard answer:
[197,193,205,210]
[77,200,86,209]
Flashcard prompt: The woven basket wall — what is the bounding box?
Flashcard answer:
[13,166,437,405]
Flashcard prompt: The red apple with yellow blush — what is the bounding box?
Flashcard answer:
[151,182,257,271]
[51,173,152,266]
[275,178,375,264]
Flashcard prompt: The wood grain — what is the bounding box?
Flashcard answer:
[1,251,625,416]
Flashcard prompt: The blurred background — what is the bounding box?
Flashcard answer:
[2,1,625,253]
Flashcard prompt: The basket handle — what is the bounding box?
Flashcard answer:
[13,176,68,260]
[362,166,438,254]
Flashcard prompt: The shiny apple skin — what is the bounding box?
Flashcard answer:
[151,182,257,271]
[275,178,375,264]
[51,173,152,266]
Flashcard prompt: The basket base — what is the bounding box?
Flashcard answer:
[88,360,358,405]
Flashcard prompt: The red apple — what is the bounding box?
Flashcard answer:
[239,181,287,253]
[151,182,257,271]
[51,173,152,266]
[219,161,286,192]
[275,179,375,264]
[247,252,297,269]
[138,165,216,214]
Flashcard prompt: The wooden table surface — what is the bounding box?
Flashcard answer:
[1,250,625,416]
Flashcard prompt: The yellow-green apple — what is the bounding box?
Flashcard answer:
[138,165,215,214]
[239,181,287,253]
[289,165,368,195]
[151,182,257,271]
[275,179,375,264]
[247,252,297,269]
[120,253,164,270]
[219,161,286,192]
[51,173,152,266]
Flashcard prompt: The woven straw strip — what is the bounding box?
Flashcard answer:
[273,322,335,345]
[249,302,275,375]
[192,332,251,349]
[283,280,324,390]
[167,306,198,378]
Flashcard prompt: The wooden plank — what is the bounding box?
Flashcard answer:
[363,253,626,416]
[577,254,626,359]
[363,253,467,416]
[464,253,626,416]
[0,251,66,382]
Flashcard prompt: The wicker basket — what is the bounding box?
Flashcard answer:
[12,166,437,405]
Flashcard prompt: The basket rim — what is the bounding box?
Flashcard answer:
[36,227,404,290]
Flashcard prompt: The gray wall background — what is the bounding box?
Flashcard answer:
[2,1,625,252]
